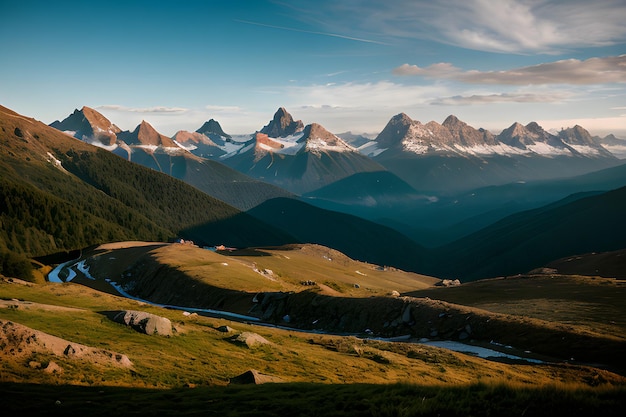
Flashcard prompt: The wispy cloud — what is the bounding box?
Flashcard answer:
[205,105,242,113]
[394,55,626,85]
[283,80,449,109]
[431,92,568,106]
[235,19,388,45]
[291,0,626,54]
[98,105,188,113]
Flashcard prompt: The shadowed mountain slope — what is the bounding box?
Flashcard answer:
[247,197,428,273]
[0,105,294,258]
[425,186,626,281]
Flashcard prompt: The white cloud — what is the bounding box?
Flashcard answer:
[283,80,449,109]
[98,104,188,113]
[394,55,626,85]
[204,105,243,113]
[431,92,568,105]
[305,0,626,54]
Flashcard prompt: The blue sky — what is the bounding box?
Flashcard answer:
[1,0,625,136]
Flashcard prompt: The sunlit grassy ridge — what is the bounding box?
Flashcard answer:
[1,276,624,388]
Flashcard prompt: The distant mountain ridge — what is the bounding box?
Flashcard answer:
[370,113,613,158]
[50,107,623,194]
[217,108,386,194]
[50,107,294,211]
[368,113,620,193]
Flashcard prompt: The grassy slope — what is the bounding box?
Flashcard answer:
[40,242,626,372]
[1,277,625,416]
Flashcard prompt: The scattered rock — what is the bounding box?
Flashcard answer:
[438,279,461,287]
[44,361,63,374]
[106,310,172,336]
[29,361,42,369]
[390,290,401,297]
[217,325,234,333]
[229,369,284,385]
[0,319,132,368]
[402,305,412,323]
[229,332,272,348]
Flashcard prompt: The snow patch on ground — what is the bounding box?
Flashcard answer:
[527,142,572,156]
[306,137,352,154]
[567,144,601,156]
[264,133,307,156]
[46,152,67,172]
[87,141,119,151]
[357,141,386,157]
[174,140,198,151]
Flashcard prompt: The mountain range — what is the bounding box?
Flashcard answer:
[51,106,622,197]
[369,113,620,194]
[1,103,625,282]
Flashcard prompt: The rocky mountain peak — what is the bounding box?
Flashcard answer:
[260,107,304,138]
[124,120,177,148]
[558,125,595,146]
[375,113,414,148]
[302,123,352,152]
[49,106,120,146]
[524,121,543,134]
[196,119,230,139]
[442,115,496,147]
[442,114,462,128]
[81,106,120,133]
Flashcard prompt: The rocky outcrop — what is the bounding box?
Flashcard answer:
[260,107,304,138]
[0,319,132,368]
[119,120,178,148]
[228,332,273,348]
[105,310,173,336]
[229,369,284,384]
[195,119,231,139]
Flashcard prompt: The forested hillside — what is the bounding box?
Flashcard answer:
[0,105,294,280]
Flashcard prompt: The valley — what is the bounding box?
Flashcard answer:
[2,103,626,415]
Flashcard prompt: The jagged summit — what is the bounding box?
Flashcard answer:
[50,106,120,146]
[441,115,496,147]
[441,114,461,127]
[558,125,595,146]
[196,119,231,139]
[374,113,414,148]
[118,120,177,148]
[372,113,616,159]
[301,123,354,155]
[260,107,304,138]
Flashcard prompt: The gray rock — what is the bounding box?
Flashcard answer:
[229,369,284,384]
[217,325,234,333]
[109,310,172,336]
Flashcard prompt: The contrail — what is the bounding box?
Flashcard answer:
[235,19,389,45]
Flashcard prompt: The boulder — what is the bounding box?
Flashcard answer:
[217,325,234,333]
[107,310,172,336]
[229,332,272,348]
[229,369,284,385]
